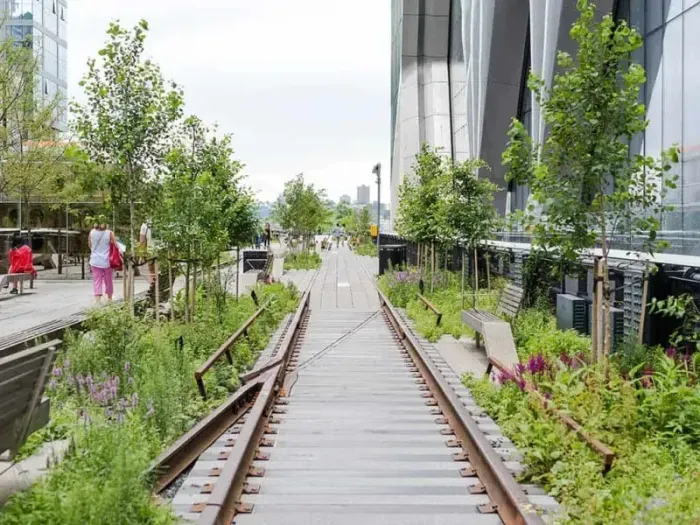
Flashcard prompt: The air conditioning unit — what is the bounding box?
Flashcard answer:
[587,304,625,347]
[556,294,588,334]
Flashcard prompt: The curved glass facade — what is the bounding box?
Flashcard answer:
[2,0,68,132]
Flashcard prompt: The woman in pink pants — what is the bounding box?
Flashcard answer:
[88,219,116,303]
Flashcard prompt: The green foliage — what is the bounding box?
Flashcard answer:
[503,1,677,264]
[1,283,299,523]
[379,267,504,342]
[284,250,321,270]
[649,293,700,352]
[272,174,331,244]
[513,308,591,361]
[353,242,377,257]
[72,20,184,248]
[395,145,453,245]
[463,310,700,523]
[153,116,254,267]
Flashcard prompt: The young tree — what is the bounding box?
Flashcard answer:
[446,158,501,303]
[395,145,454,290]
[73,20,184,254]
[503,0,678,362]
[272,174,330,251]
[354,206,372,242]
[154,116,249,319]
[335,200,353,230]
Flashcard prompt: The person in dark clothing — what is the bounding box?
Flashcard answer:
[264,223,271,248]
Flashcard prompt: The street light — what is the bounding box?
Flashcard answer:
[372,163,381,258]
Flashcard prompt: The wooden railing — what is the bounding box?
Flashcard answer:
[194,300,270,399]
[417,294,442,326]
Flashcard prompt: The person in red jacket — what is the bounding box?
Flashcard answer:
[7,233,36,294]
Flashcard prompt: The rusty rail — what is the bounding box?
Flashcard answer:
[486,356,615,473]
[197,289,310,524]
[378,288,545,525]
[417,293,442,326]
[194,300,271,399]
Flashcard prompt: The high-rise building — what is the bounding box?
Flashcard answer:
[356,184,370,205]
[2,0,68,131]
[390,0,700,255]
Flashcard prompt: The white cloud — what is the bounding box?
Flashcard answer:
[67,0,391,203]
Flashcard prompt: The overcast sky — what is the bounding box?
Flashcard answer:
[67,0,391,204]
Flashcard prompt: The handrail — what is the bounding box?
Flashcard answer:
[194,299,271,399]
[486,356,615,473]
[417,293,442,326]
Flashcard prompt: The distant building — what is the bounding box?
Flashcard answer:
[3,0,68,132]
[356,185,370,205]
[339,195,352,205]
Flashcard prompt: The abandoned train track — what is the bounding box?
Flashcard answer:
[151,263,554,525]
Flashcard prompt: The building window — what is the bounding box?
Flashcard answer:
[52,1,56,14]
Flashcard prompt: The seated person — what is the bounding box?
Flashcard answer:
[7,234,36,294]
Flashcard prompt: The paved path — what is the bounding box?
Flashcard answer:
[235,247,497,525]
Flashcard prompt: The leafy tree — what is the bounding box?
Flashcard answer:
[0,28,67,230]
[272,174,330,251]
[353,206,372,241]
[72,20,184,253]
[335,200,354,230]
[503,0,678,362]
[396,145,455,289]
[154,116,250,319]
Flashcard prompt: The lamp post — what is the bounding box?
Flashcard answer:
[372,163,381,258]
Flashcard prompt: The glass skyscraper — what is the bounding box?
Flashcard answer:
[2,0,68,131]
[390,0,700,256]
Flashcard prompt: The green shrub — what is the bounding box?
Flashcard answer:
[2,281,300,523]
[354,242,376,257]
[284,250,321,270]
[513,308,591,360]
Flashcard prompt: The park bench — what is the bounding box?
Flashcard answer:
[461,284,524,371]
[0,273,34,295]
[0,340,59,459]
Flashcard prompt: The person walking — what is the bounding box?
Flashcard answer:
[88,217,116,303]
[264,222,271,248]
[6,233,36,294]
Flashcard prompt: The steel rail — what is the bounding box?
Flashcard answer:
[378,288,545,525]
[196,289,311,524]
[149,379,261,494]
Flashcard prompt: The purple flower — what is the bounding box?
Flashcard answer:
[124,361,131,373]
[515,377,527,392]
[128,376,134,385]
[666,347,678,359]
[526,354,550,375]
[497,369,515,385]
[48,379,57,390]
[105,407,113,419]
[515,363,526,376]
[147,400,155,417]
[131,393,139,407]
[51,366,62,377]
[63,358,70,369]
[117,413,124,424]
[76,375,85,388]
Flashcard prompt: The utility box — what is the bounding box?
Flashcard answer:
[588,304,625,348]
[379,244,406,276]
[556,294,588,334]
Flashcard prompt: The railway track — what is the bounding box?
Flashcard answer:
[152,255,556,525]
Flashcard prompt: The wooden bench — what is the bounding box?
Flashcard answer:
[0,340,59,459]
[417,294,442,326]
[0,273,34,295]
[461,284,524,371]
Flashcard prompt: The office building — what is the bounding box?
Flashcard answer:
[357,184,370,205]
[390,0,700,255]
[2,0,68,131]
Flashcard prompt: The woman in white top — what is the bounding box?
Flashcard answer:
[88,217,116,303]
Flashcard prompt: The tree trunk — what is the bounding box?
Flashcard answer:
[602,258,612,368]
[638,267,650,345]
[486,253,491,291]
[154,259,160,323]
[430,242,435,294]
[473,247,479,309]
[236,246,240,301]
[128,178,135,312]
[461,248,465,309]
[184,262,191,323]
[191,260,197,321]
[169,256,174,320]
